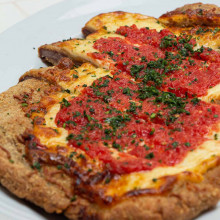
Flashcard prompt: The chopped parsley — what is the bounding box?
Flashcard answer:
[145,152,154,159]
[33,162,41,171]
[60,98,71,108]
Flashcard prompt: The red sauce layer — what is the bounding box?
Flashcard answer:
[56,73,220,174]
[55,25,220,175]
[91,25,220,97]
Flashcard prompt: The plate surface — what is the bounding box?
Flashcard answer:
[0,0,219,219]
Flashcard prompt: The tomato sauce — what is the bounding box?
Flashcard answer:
[56,72,220,174]
[91,25,220,97]
[55,25,220,175]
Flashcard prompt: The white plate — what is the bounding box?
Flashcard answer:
[0,0,219,219]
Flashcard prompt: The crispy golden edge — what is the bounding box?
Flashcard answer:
[159,2,220,27]
[65,168,220,220]
[166,26,220,51]
[20,65,70,86]
[81,5,220,52]
[0,64,219,220]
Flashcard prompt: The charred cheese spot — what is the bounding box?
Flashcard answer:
[201,84,220,104]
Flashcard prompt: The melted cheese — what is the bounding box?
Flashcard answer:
[42,103,68,148]
[59,63,112,93]
[84,12,164,33]
[201,84,220,103]
[30,61,220,198]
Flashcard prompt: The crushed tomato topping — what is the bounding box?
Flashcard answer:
[91,25,220,97]
[55,25,220,175]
